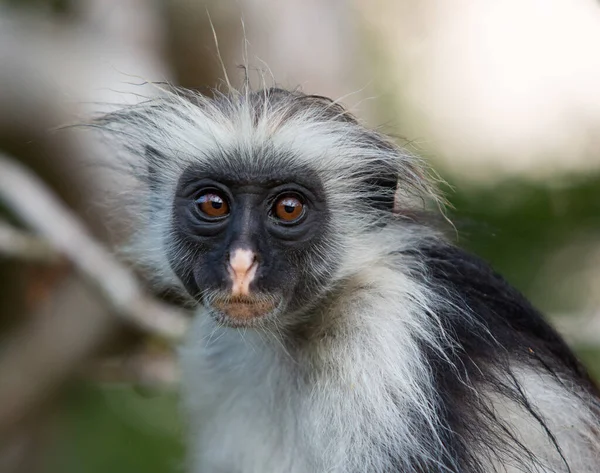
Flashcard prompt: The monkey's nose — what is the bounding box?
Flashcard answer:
[227,249,258,297]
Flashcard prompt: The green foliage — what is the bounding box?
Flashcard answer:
[47,383,184,473]
[445,175,600,312]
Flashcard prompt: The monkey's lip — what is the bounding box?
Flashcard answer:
[209,295,278,325]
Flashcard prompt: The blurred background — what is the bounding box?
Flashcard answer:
[1,0,600,472]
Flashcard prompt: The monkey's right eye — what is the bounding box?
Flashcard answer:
[195,191,230,220]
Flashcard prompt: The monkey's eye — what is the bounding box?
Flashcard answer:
[272,194,305,224]
[195,190,229,220]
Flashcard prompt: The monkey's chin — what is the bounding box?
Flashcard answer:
[207,295,280,328]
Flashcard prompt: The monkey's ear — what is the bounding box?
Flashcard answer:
[362,160,399,212]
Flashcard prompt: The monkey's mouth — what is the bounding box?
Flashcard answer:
[208,294,279,327]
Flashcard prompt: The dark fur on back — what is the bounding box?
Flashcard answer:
[398,242,600,472]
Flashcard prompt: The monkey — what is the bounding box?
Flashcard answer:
[93,85,600,473]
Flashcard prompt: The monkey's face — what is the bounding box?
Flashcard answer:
[168,164,337,328]
[97,88,420,327]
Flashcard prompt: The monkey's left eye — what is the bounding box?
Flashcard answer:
[271,194,306,224]
[195,190,229,220]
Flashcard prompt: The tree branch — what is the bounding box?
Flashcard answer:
[0,152,190,341]
[0,221,60,263]
[0,152,190,439]
[84,352,180,390]
[553,312,600,347]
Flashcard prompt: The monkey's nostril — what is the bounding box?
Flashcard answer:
[229,249,258,274]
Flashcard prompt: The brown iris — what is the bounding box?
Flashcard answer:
[273,195,304,222]
[196,191,229,218]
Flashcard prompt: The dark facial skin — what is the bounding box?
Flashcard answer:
[168,163,334,327]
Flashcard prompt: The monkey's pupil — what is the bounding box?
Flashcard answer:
[212,201,222,209]
[273,196,303,222]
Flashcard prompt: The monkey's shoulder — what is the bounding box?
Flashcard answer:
[417,243,538,322]
[410,242,589,377]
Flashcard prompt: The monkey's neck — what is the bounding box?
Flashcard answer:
[185,263,443,471]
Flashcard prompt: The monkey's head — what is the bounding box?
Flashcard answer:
[96,87,436,328]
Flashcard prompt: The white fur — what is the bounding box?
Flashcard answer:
[180,256,448,473]
[484,368,600,473]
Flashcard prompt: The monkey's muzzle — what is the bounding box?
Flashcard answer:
[209,295,278,326]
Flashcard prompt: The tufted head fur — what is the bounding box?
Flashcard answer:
[93,86,442,328]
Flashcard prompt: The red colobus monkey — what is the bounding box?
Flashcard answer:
[94,86,600,473]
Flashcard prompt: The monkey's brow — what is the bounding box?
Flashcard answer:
[181,165,323,191]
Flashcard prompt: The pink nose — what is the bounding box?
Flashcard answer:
[228,249,258,296]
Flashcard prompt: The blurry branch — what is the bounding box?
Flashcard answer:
[84,352,180,390]
[0,222,61,264]
[0,153,190,341]
[0,152,190,438]
[0,4,176,466]
[554,313,600,347]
